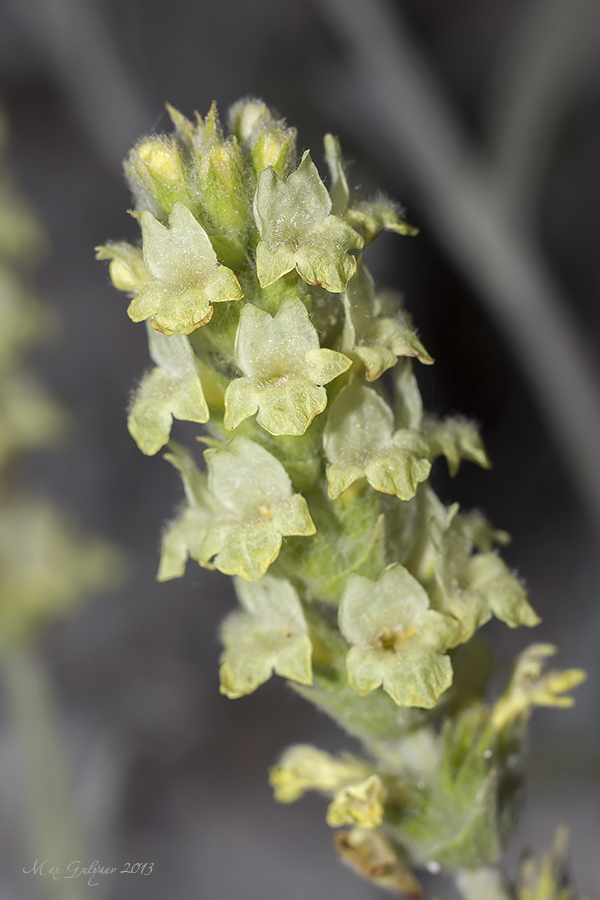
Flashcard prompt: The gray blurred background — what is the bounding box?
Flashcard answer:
[0,0,598,897]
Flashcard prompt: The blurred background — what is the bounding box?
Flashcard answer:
[0,0,598,897]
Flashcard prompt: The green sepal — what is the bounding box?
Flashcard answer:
[125,136,192,219]
[219,574,313,698]
[394,359,423,430]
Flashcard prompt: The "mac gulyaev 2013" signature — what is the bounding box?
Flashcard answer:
[23,859,154,886]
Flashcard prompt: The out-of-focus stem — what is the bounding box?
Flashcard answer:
[0,641,85,900]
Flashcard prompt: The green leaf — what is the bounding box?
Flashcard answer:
[224,298,350,435]
[128,201,243,335]
[219,574,313,697]
[394,709,503,868]
[338,564,457,708]
[254,151,363,292]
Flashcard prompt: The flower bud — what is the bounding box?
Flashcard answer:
[228,98,273,143]
[125,136,188,217]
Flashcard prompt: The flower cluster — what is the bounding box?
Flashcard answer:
[99,99,585,894]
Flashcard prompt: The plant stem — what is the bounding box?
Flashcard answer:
[0,641,86,900]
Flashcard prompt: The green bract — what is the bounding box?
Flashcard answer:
[224,297,351,435]
[254,151,364,292]
[323,380,431,500]
[128,324,209,455]
[219,574,312,697]
[338,564,458,708]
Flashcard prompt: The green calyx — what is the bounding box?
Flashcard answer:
[101,98,585,891]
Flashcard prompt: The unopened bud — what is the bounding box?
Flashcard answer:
[228,98,272,144]
[125,137,188,217]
